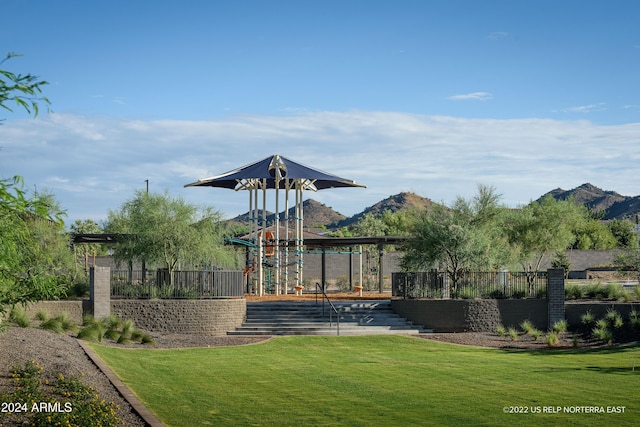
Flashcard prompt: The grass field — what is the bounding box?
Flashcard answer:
[91,336,639,426]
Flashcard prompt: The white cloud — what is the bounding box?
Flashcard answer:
[447,92,493,101]
[487,32,508,40]
[2,111,639,224]
[557,103,607,114]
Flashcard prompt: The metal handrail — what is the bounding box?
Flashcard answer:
[316,282,340,336]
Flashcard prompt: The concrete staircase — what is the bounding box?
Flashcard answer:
[228,300,430,336]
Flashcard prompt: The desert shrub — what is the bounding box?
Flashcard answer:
[546,332,559,347]
[605,308,624,329]
[9,306,30,328]
[530,329,542,340]
[0,360,119,427]
[565,284,584,300]
[496,325,506,336]
[78,315,154,345]
[508,327,518,341]
[584,282,605,299]
[592,326,613,344]
[519,319,534,334]
[604,283,627,301]
[41,317,64,333]
[77,316,106,342]
[551,319,568,334]
[580,310,595,326]
[57,312,77,333]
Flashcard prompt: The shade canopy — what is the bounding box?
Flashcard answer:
[184,154,366,191]
[184,154,365,297]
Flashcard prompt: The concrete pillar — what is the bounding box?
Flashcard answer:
[547,268,565,328]
[90,266,111,319]
[378,244,384,293]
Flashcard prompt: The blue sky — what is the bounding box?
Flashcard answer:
[1,0,639,225]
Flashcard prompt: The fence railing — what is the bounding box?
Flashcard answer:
[111,269,244,299]
[392,271,548,299]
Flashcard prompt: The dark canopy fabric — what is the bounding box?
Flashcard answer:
[184,154,366,190]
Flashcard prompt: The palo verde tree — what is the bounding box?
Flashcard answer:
[1,54,63,319]
[400,185,511,288]
[506,195,587,284]
[105,191,240,283]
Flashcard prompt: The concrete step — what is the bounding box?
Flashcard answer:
[228,299,430,336]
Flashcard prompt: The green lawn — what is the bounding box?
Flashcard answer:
[91,336,639,426]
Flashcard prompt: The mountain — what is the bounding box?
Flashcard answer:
[231,192,434,231]
[232,200,346,228]
[539,183,640,220]
[335,192,436,228]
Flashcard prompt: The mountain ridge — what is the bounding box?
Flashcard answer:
[231,184,640,230]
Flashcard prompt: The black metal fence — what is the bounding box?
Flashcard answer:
[392,271,548,299]
[111,269,244,299]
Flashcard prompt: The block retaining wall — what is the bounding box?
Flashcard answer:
[25,300,87,325]
[23,299,246,336]
[391,299,549,332]
[110,299,246,335]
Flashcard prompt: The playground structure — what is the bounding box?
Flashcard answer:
[185,154,366,296]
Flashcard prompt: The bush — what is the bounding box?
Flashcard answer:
[565,284,584,300]
[78,315,154,345]
[41,312,77,334]
[605,308,624,329]
[584,282,606,299]
[592,326,613,344]
[496,325,507,336]
[519,319,534,335]
[508,327,518,341]
[530,329,542,340]
[546,332,559,347]
[580,310,595,326]
[9,306,30,328]
[604,283,627,301]
[551,319,568,334]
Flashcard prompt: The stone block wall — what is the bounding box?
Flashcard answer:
[110,299,246,336]
[565,302,638,327]
[391,299,548,332]
[24,300,85,324]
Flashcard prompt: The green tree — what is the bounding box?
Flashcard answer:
[400,185,510,288]
[1,53,50,120]
[571,216,616,250]
[506,196,586,283]
[105,191,240,283]
[1,178,69,317]
[607,219,638,249]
